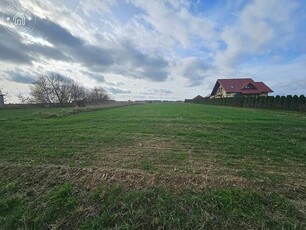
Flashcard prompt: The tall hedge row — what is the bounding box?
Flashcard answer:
[185,95,306,112]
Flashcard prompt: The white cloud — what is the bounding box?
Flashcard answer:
[79,0,118,15]
[21,0,101,45]
[215,0,298,69]
[241,55,306,95]
[172,57,217,87]
[132,0,215,48]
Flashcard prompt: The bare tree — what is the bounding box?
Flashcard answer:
[29,73,109,106]
[73,84,87,101]
[30,76,52,104]
[70,83,87,106]
[17,93,34,104]
[45,73,74,105]
[86,86,110,104]
[30,73,74,106]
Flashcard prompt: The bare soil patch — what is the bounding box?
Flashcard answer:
[0,163,248,195]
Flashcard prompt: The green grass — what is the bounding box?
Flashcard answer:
[0,103,306,229]
[0,181,80,229]
[1,103,305,167]
[83,187,304,229]
[0,180,304,229]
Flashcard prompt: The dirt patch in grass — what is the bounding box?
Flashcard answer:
[0,163,248,195]
[83,136,222,175]
[220,157,306,201]
[0,164,306,207]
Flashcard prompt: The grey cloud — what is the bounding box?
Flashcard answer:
[0,25,33,64]
[186,77,204,87]
[0,42,32,64]
[141,88,173,95]
[1,11,169,83]
[270,79,306,96]
[106,81,124,87]
[113,40,169,81]
[76,45,113,69]
[26,43,70,61]
[107,87,131,94]
[5,69,36,84]
[0,16,112,70]
[0,24,69,64]
[157,89,172,94]
[32,17,114,68]
[33,18,83,47]
[141,66,169,82]
[0,0,10,8]
[80,70,105,82]
[178,58,216,87]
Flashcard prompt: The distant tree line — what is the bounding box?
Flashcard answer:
[18,73,109,106]
[185,95,306,112]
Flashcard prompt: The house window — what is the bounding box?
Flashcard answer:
[244,83,255,89]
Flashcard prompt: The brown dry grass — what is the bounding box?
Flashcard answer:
[0,163,248,195]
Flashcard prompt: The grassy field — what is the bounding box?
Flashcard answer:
[0,103,305,229]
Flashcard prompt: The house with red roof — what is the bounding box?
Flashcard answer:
[192,95,205,100]
[210,78,273,98]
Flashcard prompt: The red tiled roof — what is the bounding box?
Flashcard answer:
[215,78,273,95]
[254,82,273,93]
[193,95,204,100]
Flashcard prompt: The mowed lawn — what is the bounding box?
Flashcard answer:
[0,103,305,229]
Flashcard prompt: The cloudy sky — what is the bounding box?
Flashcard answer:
[0,0,305,102]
